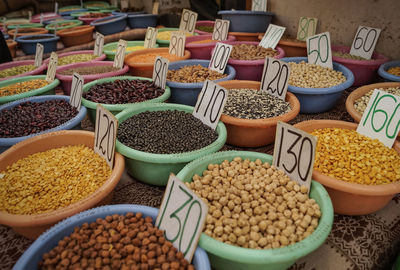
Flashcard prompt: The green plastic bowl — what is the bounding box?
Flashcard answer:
[45,20,83,33]
[176,150,334,270]
[7,23,43,29]
[103,41,158,60]
[82,76,171,122]
[115,103,227,186]
[0,75,59,105]
[156,27,197,47]
[84,1,110,10]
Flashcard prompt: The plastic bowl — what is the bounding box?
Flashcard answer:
[332,45,389,86]
[13,204,211,270]
[16,34,59,55]
[112,11,145,16]
[55,60,128,94]
[281,57,355,114]
[176,150,334,270]
[0,95,87,153]
[195,20,215,35]
[124,47,191,78]
[156,27,197,47]
[6,39,17,58]
[7,27,48,38]
[378,60,400,82]
[57,25,95,47]
[85,1,110,10]
[217,80,300,147]
[103,40,158,60]
[78,13,111,25]
[166,59,236,106]
[0,130,125,239]
[218,10,274,33]
[90,14,127,35]
[30,13,61,23]
[294,119,400,215]
[0,60,47,82]
[185,34,236,60]
[229,31,264,41]
[7,23,44,29]
[115,102,227,186]
[275,37,307,57]
[82,75,171,122]
[44,50,106,66]
[127,13,157,29]
[59,6,88,16]
[45,19,83,33]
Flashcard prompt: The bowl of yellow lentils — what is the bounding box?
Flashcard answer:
[378,60,400,82]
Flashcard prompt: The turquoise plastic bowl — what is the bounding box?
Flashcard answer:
[115,103,227,186]
[176,150,334,270]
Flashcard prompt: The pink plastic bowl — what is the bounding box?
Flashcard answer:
[43,50,106,66]
[55,61,129,94]
[0,60,47,82]
[185,34,236,60]
[194,20,215,35]
[332,45,389,86]
[30,12,61,23]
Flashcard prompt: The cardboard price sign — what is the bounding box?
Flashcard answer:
[152,56,169,90]
[273,122,317,192]
[46,52,58,82]
[113,39,127,69]
[54,2,58,14]
[297,17,318,41]
[179,9,198,34]
[152,1,159,14]
[169,32,186,57]
[252,0,267,12]
[13,26,18,41]
[144,27,157,48]
[260,57,290,100]
[350,26,381,60]
[40,14,44,25]
[69,72,84,111]
[193,80,228,130]
[212,19,230,41]
[259,24,286,49]
[156,174,208,262]
[34,43,44,67]
[356,89,400,148]
[94,105,118,168]
[94,33,104,56]
[306,32,332,69]
[208,42,232,74]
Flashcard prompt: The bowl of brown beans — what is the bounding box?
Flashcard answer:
[176,150,334,270]
[0,60,47,82]
[294,119,400,215]
[378,60,400,82]
[14,204,211,269]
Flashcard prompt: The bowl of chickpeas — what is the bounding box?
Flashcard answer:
[378,60,400,82]
[176,150,334,270]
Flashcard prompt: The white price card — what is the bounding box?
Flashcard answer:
[40,14,44,25]
[152,1,159,15]
[152,56,169,90]
[252,0,267,12]
[113,39,127,69]
[121,0,129,10]
[208,42,232,74]
[46,52,58,82]
[94,33,105,57]
[13,26,18,41]
[144,27,157,48]
[34,43,44,67]
[169,32,186,57]
[69,72,84,111]
[155,174,208,262]
[350,26,381,60]
[80,0,83,7]
[54,2,58,14]
[28,11,32,21]
[356,89,400,148]
[306,32,332,69]
[260,57,290,100]
[273,122,317,192]
[297,17,318,41]
[179,9,198,34]
[193,80,228,130]
[259,24,286,49]
[94,104,118,168]
[212,19,230,41]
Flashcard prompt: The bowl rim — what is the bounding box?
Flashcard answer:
[16,34,59,43]
[127,13,157,19]
[56,25,95,36]
[185,34,236,48]
[7,23,44,29]
[55,60,128,80]
[7,28,48,37]
[331,44,389,66]
[278,37,307,48]
[124,47,191,68]
[44,19,83,30]
[218,10,274,16]
[378,60,400,82]
[90,14,127,26]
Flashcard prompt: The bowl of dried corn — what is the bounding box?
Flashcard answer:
[156,27,196,47]
[378,60,400,82]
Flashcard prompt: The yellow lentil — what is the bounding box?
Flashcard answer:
[0,79,49,97]
[0,145,111,215]
[354,87,400,115]
[311,128,400,185]
[111,45,145,52]
[157,31,193,41]
[387,67,400,77]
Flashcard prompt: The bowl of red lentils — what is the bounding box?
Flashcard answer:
[294,119,400,215]
[378,60,400,82]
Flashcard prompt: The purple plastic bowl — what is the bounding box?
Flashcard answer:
[43,50,106,66]
[55,61,129,94]
[332,45,389,86]
[0,60,47,82]
[185,34,236,60]
[195,20,215,35]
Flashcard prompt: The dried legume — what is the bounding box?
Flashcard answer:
[387,67,400,77]
[186,157,321,249]
[111,45,145,53]
[59,65,119,76]
[230,44,278,60]
[189,39,217,44]
[156,31,193,41]
[0,64,36,78]
[118,110,218,154]
[80,12,111,18]
[167,64,227,83]
[0,79,49,97]
[311,128,400,185]
[196,25,214,33]
[126,52,184,64]
[0,145,111,215]
[58,54,97,66]
[354,87,400,114]
[332,51,368,60]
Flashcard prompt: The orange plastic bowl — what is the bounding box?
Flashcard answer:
[294,119,400,215]
[0,130,125,239]
[277,38,307,57]
[6,39,17,57]
[218,80,300,147]
[57,25,95,47]
[229,31,263,41]
[7,27,48,38]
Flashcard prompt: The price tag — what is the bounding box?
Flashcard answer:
[69,72,84,111]
[144,27,157,48]
[80,0,83,7]
[193,80,227,130]
[40,14,44,25]
[252,0,267,11]
[169,32,186,57]
[260,57,290,100]
[356,89,400,148]
[113,39,127,69]
[179,9,198,34]
[34,43,44,67]
[1,17,5,32]
[259,24,285,49]
[152,1,159,15]
[350,26,381,60]
[155,174,208,262]
[28,11,32,21]
[54,2,58,14]
[297,17,318,41]
[121,0,129,10]
[46,52,58,82]
[306,32,332,69]
[212,19,230,41]
[94,105,118,168]
[208,42,232,74]
[54,24,57,36]
[152,56,169,90]
[273,122,317,192]
[94,33,105,56]
[13,25,18,41]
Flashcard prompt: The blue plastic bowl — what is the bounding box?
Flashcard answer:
[166,59,236,106]
[90,14,127,35]
[378,60,400,82]
[13,204,211,270]
[281,57,354,114]
[127,13,157,29]
[0,95,87,153]
[16,34,59,55]
[218,10,274,33]
[112,10,145,16]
